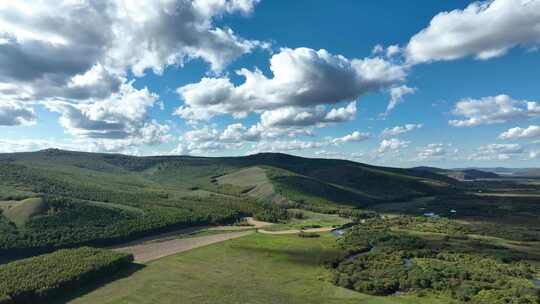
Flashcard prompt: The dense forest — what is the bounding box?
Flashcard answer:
[0,194,261,256]
[0,247,133,303]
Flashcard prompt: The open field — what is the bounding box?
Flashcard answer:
[114,230,253,262]
[65,233,454,304]
[0,197,47,227]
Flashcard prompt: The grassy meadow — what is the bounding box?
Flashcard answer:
[64,233,455,304]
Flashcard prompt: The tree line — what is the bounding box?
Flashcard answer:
[0,247,133,304]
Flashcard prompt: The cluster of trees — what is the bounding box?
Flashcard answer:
[254,205,289,223]
[416,194,540,238]
[381,214,540,242]
[279,200,377,222]
[331,216,540,303]
[0,247,133,303]
[0,193,262,256]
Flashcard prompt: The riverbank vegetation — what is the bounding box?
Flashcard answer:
[331,216,540,303]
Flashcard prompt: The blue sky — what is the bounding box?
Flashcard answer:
[1,0,540,168]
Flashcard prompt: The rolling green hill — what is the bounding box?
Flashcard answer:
[0,149,460,256]
[1,197,48,227]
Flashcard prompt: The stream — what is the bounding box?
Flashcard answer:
[330,228,345,237]
[347,246,376,262]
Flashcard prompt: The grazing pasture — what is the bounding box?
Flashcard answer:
[66,233,454,304]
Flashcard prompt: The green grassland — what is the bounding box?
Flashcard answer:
[65,233,455,304]
[263,209,351,231]
[216,166,289,203]
[1,197,47,227]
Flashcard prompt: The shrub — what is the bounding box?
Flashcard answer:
[254,206,289,223]
[298,232,320,238]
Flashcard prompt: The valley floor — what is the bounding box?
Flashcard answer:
[62,233,455,304]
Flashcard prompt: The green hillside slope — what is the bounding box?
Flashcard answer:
[0,149,460,256]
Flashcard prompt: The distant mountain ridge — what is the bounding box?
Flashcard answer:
[0,149,458,204]
[412,166,499,180]
[453,167,540,177]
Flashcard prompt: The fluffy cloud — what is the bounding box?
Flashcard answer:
[499,125,540,140]
[44,83,169,145]
[315,150,365,160]
[381,123,422,137]
[331,131,370,145]
[417,143,446,159]
[372,44,401,58]
[220,123,264,142]
[469,143,524,160]
[178,123,371,155]
[529,150,540,159]
[260,102,356,128]
[183,122,313,145]
[250,140,325,153]
[0,139,86,153]
[0,0,262,151]
[385,85,416,114]
[377,138,410,154]
[176,47,406,120]
[0,0,260,89]
[0,100,36,126]
[0,138,158,155]
[406,0,540,64]
[449,95,540,127]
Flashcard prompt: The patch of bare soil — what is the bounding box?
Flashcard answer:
[245,217,274,228]
[113,231,253,263]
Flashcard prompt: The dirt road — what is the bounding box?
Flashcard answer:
[258,227,334,235]
[114,231,253,263]
[246,217,274,228]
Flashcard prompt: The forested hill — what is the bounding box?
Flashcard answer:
[0,149,460,256]
[0,149,459,205]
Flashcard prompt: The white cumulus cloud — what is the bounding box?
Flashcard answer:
[417,143,446,159]
[44,82,169,146]
[449,95,540,127]
[406,0,540,64]
[331,131,370,145]
[499,125,540,139]
[377,138,410,154]
[176,47,406,120]
[381,123,422,137]
[469,143,524,160]
[385,85,416,114]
